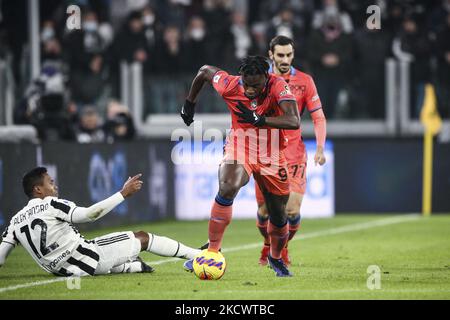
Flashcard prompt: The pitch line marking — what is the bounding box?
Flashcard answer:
[0,214,420,293]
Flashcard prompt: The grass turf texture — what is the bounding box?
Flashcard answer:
[0,214,449,300]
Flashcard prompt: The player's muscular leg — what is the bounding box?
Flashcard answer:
[218,162,250,199]
[285,192,303,245]
[286,192,303,219]
[264,191,290,260]
[264,192,289,226]
[207,162,249,252]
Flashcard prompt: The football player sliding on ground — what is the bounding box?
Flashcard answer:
[0,167,200,276]
[180,56,300,277]
[256,36,327,267]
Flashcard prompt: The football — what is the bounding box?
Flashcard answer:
[193,249,226,280]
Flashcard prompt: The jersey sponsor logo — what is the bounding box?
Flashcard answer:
[312,94,319,102]
[46,249,71,269]
[279,90,288,97]
[213,74,221,84]
[289,84,306,96]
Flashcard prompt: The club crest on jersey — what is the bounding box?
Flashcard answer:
[213,74,221,83]
[250,100,257,110]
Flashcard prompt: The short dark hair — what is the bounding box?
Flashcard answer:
[238,56,270,77]
[22,167,47,198]
[269,35,295,53]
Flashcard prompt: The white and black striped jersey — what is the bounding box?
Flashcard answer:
[1,196,99,275]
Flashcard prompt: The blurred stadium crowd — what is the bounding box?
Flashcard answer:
[0,0,449,142]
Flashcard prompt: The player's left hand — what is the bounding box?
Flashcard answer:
[234,101,266,127]
[181,99,196,126]
[120,174,144,198]
[314,147,326,166]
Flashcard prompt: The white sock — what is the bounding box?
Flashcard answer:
[147,233,200,259]
[110,260,143,274]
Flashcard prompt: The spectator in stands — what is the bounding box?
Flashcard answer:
[154,25,186,74]
[142,5,162,49]
[427,0,450,35]
[435,13,450,118]
[184,16,210,72]
[229,11,252,65]
[312,0,353,34]
[40,20,63,67]
[104,100,136,143]
[157,0,190,29]
[353,25,391,119]
[249,22,268,57]
[75,106,105,144]
[267,7,304,43]
[14,64,74,141]
[202,0,233,66]
[392,15,432,118]
[112,10,149,65]
[307,13,353,118]
[64,10,107,108]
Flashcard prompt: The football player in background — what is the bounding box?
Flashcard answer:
[256,36,327,267]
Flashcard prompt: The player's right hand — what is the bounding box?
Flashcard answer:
[181,99,196,126]
[120,174,143,198]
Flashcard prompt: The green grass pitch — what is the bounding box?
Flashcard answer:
[0,214,449,300]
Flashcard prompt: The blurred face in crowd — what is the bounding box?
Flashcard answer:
[231,11,246,26]
[81,109,99,131]
[241,74,268,100]
[130,17,144,33]
[188,16,206,41]
[142,7,155,26]
[41,20,55,42]
[280,9,294,23]
[269,44,294,75]
[164,26,180,44]
[114,124,128,137]
[403,19,417,34]
[83,12,98,32]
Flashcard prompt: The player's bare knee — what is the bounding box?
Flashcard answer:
[218,181,241,200]
[257,205,269,218]
[269,213,287,227]
[133,231,148,251]
[286,207,300,218]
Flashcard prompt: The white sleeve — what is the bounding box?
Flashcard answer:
[0,242,15,267]
[49,198,78,222]
[71,192,125,223]
[1,222,18,247]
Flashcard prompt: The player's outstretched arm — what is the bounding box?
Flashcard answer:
[181,65,222,126]
[311,108,327,166]
[265,100,300,129]
[71,174,143,223]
